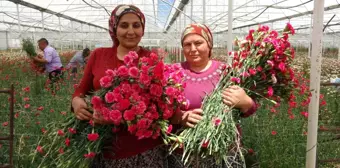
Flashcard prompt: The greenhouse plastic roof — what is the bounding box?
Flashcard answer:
[1,0,340,35]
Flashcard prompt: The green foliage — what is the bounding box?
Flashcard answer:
[22,38,37,58]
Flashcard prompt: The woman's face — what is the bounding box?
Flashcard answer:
[116,13,143,49]
[182,34,210,65]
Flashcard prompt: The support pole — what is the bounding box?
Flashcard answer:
[308,14,313,58]
[16,4,21,39]
[227,0,233,64]
[41,11,44,35]
[58,17,62,51]
[306,0,325,168]
[202,0,206,24]
[71,21,75,50]
[191,1,193,23]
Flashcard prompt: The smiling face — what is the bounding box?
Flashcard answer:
[116,13,144,49]
[182,34,211,65]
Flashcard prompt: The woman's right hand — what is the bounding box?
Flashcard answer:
[72,96,92,120]
[181,109,204,128]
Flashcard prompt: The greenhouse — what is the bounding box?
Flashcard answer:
[0,0,340,167]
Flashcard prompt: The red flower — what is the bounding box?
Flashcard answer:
[150,84,163,97]
[320,100,326,106]
[267,86,273,97]
[68,128,77,134]
[24,104,30,109]
[231,77,241,84]
[57,130,64,136]
[105,69,115,76]
[84,152,96,158]
[128,124,137,134]
[58,147,64,154]
[271,131,277,135]
[37,106,44,111]
[300,111,308,118]
[248,148,254,155]
[117,66,129,77]
[201,140,209,148]
[166,125,173,134]
[278,62,286,72]
[109,110,122,126]
[65,138,70,146]
[23,97,30,101]
[128,67,139,78]
[2,121,8,127]
[118,99,130,111]
[99,75,113,88]
[123,110,136,121]
[105,92,115,103]
[89,120,94,126]
[23,86,30,93]
[137,118,152,130]
[36,146,43,154]
[87,133,99,141]
[41,128,47,134]
[248,68,256,75]
[213,117,222,126]
[91,96,103,110]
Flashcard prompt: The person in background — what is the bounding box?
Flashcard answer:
[66,48,91,73]
[168,23,257,168]
[71,5,168,168]
[33,38,63,82]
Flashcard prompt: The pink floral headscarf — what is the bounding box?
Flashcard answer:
[181,23,213,56]
[109,5,145,46]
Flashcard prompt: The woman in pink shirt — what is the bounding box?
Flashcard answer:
[169,23,257,168]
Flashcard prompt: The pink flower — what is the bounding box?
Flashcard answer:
[2,122,8,127]
[123,110,136,121]
[117,66,129,77]
[150,84,163,97]
[84,152,96,158]
[267,86,273,97]
[289,115,295,120]
[57,130,64,136]
[109,110,122,126]
[105,69,115,76]
[68,128,76,134]
[241,72,250,78]
[24,104,30,109]
[301,111,308,118]
[128,67,139,78]
[231,77,241,84]
[23,97,29,101]
[166,125,173,134]
[278,62,286,72]
[267,60,274,68]
[87,133,99,141]
[99,75,113,88]
[213,117,222,126]
[271,131,277,135]
[105,92,115,103]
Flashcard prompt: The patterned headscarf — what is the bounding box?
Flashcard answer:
[109,5,145,46]
[181,23,213,52]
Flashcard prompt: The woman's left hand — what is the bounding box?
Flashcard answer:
[222,85,253,113]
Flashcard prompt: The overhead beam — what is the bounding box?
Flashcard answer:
[216,4,340,34]
[164,0,190,32]
[0,21,98,33]
[7,0,108,31]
